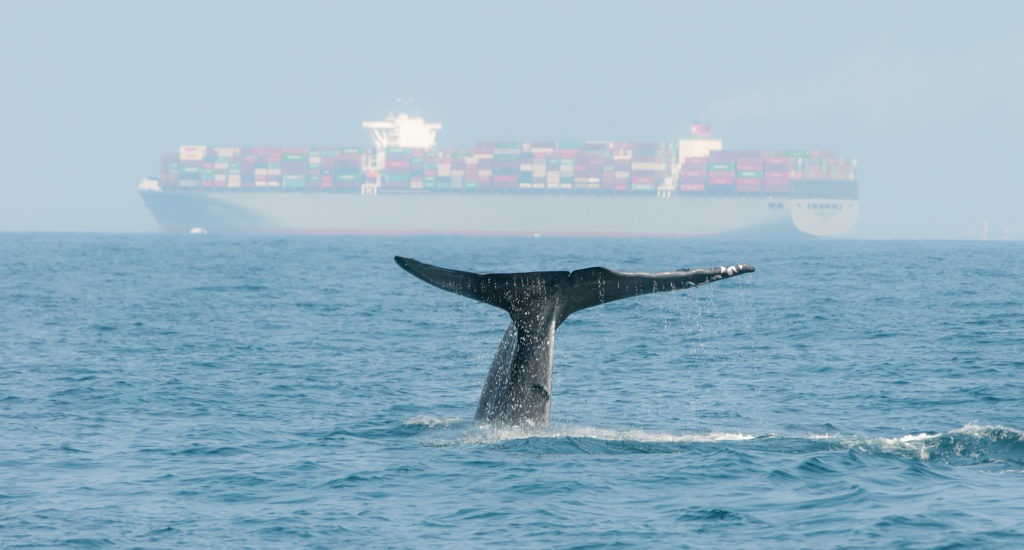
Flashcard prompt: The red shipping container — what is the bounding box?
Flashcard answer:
[735,177,762,192]
[679,183,705,192]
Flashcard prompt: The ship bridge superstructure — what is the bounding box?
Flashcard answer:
[361,113,442,194]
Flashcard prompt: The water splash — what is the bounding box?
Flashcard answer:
[413,420,756,448]
[403,416,465,429]
[409,419,1024,465]
[812,424,1024,464]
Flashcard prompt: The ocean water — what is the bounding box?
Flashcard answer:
[2,234,1023,548]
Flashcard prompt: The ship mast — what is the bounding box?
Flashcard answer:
[361,110,442,195]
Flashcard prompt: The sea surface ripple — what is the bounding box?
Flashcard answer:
[1,234,1022,548]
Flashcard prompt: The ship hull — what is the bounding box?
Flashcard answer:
[138,189,854,238]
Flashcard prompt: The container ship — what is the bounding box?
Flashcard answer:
[138,113,859,237]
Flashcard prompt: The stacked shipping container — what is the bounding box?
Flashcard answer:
[158,143,855,195]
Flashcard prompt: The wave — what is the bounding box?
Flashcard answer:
[406,419,1024,464]
[477,425,757,445]
[816,424,1024,464]
[407,418,755,450]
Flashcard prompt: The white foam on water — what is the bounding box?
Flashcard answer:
[430,423,757,447]
[807,424,1024,462]
[545,426,757,444]
[404,416,464,428]
[417,420,1024,461]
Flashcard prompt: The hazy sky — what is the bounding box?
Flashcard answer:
[1,1,1021,238]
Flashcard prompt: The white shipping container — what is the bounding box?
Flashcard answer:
[632,162,666,171]
[179,145,208,161]
[546,172,560,184]
[439,164,451,177]
[255,169,268,177]
[214,162,229,170]
[213,147,240,158]
[214,174,227,182]
[268,168,282,176]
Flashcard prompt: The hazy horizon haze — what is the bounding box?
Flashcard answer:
[1,1,1021,239]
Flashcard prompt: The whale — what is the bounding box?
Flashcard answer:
[395,256,754,427]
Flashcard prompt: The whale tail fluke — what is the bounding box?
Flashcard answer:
[394,256,753,322]
[395,255,755,427]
